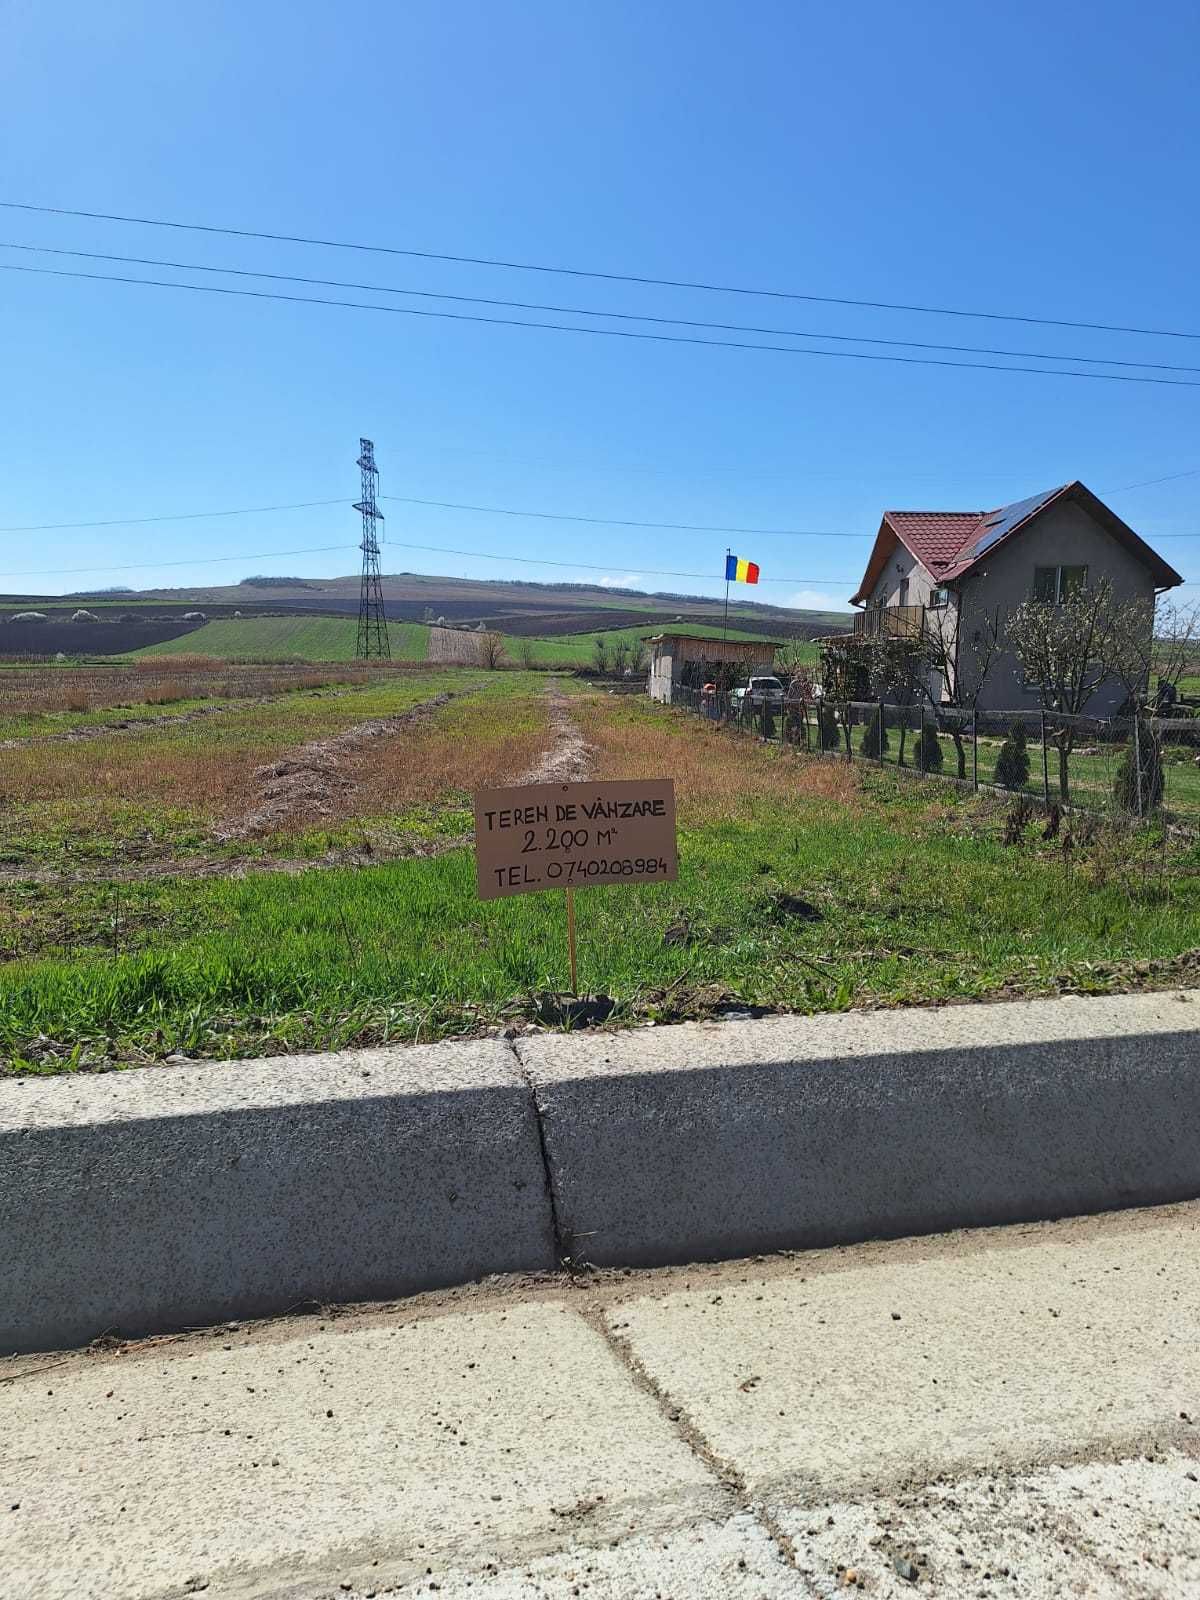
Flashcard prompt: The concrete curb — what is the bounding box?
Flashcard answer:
[3,991,1199,1352]
[0,1040,555,1353]
[517,992,1200,1268]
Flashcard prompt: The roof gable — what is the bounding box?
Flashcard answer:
[851,481,1182,604]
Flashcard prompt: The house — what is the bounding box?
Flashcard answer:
[835,480,1182,715]
[647,632,777,703]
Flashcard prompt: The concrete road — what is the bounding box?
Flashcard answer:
[3,1203,1197,1599]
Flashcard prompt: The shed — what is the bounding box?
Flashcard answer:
[647,632,777,703]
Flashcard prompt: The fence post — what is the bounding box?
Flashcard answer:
[878,699,885,766]
[972,708,978,791]
[1040,711,1050,805]
[1133,714,1143,819]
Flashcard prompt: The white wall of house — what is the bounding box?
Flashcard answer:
[864,542,937,610]
[955,498,1159,715]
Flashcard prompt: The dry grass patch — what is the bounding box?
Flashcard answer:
[576,696,861,823]
[353,694,549,814]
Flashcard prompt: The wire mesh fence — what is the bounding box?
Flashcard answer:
[667,683,1200,823]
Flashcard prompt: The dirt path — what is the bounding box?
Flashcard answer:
[520,686,593,784]
[215,691,457,841]
[0,684,588,885]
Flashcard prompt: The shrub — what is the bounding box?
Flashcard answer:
[818,703,840,750]
[860,705,889,758]
[914,723,944,772]
[994,721,1031,789]
[1113,721,1164,814]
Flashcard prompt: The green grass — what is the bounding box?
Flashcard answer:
[130,614,789,668]
[133,617,431,661]
[5,764,1199,1071]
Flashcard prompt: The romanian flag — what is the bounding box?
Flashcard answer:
[725,554,760,585]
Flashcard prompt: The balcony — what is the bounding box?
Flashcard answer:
[852,604,926,641]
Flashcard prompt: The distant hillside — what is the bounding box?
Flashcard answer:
[1,569,849,657]
[131,615,802,666]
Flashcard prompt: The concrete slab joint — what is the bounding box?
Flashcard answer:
[2,989,1200,1353]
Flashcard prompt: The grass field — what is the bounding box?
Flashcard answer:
[131,614,795,668]
[3,681,1199,1072]
[133,617,432,662]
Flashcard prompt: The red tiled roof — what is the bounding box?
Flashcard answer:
[850,481,1182,605]
[881,510,988,575]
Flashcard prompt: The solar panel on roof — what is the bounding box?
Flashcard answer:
[967,486,1065,560]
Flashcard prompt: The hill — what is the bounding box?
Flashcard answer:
[132,615,799,666]
[0,570,848,658]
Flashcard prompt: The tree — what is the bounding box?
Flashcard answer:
[916,603,1004,778]
[1151,597,1200,701]
[1113,724,1164,815]
[479,631,507,670]
[860,703,889,758]
[994,720,1031,789]
[610,638,631,675]
[913,721,943,772]
[630,637,650,675]
[517,636,536,669]
[593,636,609,674]
[1006,578,1137,802]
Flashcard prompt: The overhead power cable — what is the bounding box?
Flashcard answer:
[5,197,1200,343]
[2,488,1197,541]
[4,241,1199,377]
[0,497,347,534]
[6,260,1200,390]
[0,543,354,580]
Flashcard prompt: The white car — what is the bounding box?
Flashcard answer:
[731,675,785,707]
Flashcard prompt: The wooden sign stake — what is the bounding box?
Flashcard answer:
[565,887,578,995]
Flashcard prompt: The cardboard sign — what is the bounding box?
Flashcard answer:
[474,779,678,900]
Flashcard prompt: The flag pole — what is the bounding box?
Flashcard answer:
[723,547,731,647]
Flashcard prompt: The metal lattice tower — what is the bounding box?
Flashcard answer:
[354,437,390,660]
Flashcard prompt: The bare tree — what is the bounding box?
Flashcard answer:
[610,638,631,675]
[592,636,610,674]
[911,604,1004,779]
[479,630,507,670]
[630,637,650,675]
[516,635,537,669]
[1150,596,1200,704]
[1006,578,1136,801]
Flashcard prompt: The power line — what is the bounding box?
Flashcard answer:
[7,261,1200,391]
[5,197,1200,344]
[0,497,346,534]
[2,486,1198,541]
[1110,467,1200,492]
[383,495,863,538]
[6,240,1200,377]
[4,531,1199,589]
[0,543,354,580]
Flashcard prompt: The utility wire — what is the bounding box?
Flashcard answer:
[5,197,1200,343]
[7,261,1200,390]
[4,533,1199,588]
[2,487,1197,540]
[0,497,347,534]
[5,240,1200,377]
[383,495,863,538]
[0,543,354,580]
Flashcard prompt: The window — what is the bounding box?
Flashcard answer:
[897,577,910,606]
[1033,564,1087,604]
[930,586,950,608]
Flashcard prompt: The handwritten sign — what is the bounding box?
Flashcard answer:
[474,779,678,901]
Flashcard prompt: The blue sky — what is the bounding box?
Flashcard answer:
[2,0,1199,607]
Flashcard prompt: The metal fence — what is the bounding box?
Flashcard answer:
[668,683,1200,822]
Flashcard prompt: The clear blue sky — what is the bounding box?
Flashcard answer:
[2,0,1198,607]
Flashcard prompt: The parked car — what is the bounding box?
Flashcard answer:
[731,675,785,707]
